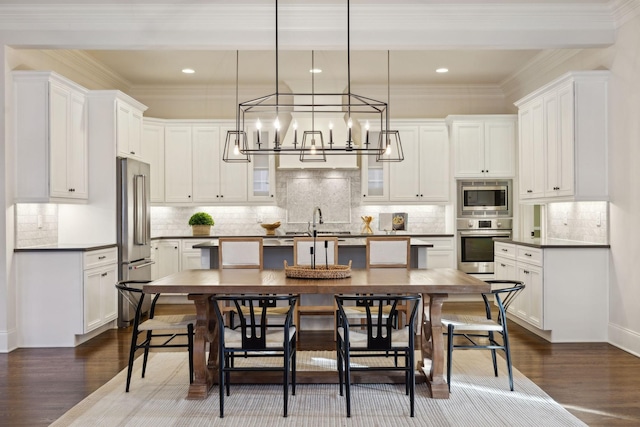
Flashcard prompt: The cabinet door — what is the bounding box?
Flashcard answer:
[128,109,143,159]
[67,91,88,199]
[143,122,165,203]
[484,120,515,177]
[192,126,221,203]
[49,83,73,198]
[517,263,543,328]
[83,264,117,333]
[453,122,484,177]
[519,100,545,200]
[164,126,193,203]
[419,124,449,202]
[494,256,518,314]
[157,240,180,278]
[218,125,248,203]
[555,82,575,197]
[116,101,132,157]
[389,126,420,202]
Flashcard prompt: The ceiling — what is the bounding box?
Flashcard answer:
[82,49,543,89]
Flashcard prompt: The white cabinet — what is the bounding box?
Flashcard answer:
[164,121,247,204]
[449,115,516,178]
[181,239,210,270]
[361,120,450,203]
[425,237,455,268]
[142,119,165,203]
[82,248,118,334]
[16,246,118,347]
[493,241,608,342]
[247,129,277,203]
[515,71,609,202]
[156,239,181,278]
[14,71,89,202]
[115,98,145,159]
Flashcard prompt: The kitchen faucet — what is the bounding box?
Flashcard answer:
[307,207,324,268]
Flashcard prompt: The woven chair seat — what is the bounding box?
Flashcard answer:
[223,326,297,348]
[441,314,503,332]
[338,326,411,348]
[138,314,197,331]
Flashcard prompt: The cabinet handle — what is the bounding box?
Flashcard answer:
[101,272,108,277]
[501,263,506,267]
[527,189,533,193]
[98,256,106,260]
[501,248,508,252]
[524,253,532,257]
[523,270,530,274]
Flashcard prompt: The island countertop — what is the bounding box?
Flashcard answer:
[500,238,610,249]
[192,237,435,249]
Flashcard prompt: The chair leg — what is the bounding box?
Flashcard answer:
[283,346,290,417]
[141,330,152,379]
[489,331,499,377]
[336,338,344,396]
[345,348,352,418]
[219,349,225,418]
[503,330,515,391]
[409,350,416,417]
[291,340,297,396]
[447,324,454,392]
[125,330,138,392]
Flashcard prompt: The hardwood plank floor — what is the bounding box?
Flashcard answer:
[1,302,640,426]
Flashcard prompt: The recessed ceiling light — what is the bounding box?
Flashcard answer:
[182,68,195,74]
[310,68,322,74]
[436,68,449,74]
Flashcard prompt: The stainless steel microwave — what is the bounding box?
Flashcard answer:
[457,179,512,217]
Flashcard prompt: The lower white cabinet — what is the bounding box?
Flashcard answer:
[425,237,455,268]
[16,247,118,347]
[156,239,181,278]
[494,241,608,342]
[181,239,210,270]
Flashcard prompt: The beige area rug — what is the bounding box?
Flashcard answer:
[51,351,586,427]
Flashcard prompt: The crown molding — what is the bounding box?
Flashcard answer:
[0,3,615,49]
[42,50,132,90]
[610,0,640,26]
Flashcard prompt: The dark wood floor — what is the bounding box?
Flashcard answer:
[2,302,640,426]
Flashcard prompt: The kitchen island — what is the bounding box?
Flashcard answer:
[193,236,435,269]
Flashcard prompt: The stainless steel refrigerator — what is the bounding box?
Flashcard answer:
[117,157,154,327]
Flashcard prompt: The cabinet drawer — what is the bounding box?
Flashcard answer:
[516,246,542,266]
[84,248,118,269]
[494,242,516,259]
[181,239,211,252]
[424,237,454,250]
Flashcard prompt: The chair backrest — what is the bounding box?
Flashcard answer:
[115,280,156,323]
[335,294,421,350]
[366,236,410,268]
[293,237,339,266]
[212,294,299,349]
[218,237,263,269]
[482,280,525,323]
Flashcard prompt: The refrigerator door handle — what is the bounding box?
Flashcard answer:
[129,260,155,270]
[133,174,148,245]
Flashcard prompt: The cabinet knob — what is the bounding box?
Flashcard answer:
[216,195,219,198]
[416,194,419,197]
[130,151,136,155]
[420,194,423,197]
[363,194,366,197]
[220,195,224,198]
[270,194,274,198]
[188,195,191,198]
[527,189,533,193]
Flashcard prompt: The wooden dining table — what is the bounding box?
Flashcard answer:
[143,267,489,400]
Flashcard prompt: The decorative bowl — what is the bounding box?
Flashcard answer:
[260,221,281,236]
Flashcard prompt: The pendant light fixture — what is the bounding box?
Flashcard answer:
[376,50,404,162]
[223,0,402,162]
[223,50,250,163]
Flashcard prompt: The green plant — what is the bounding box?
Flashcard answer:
[188,212,214,226]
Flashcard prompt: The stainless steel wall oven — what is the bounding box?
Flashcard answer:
[457,218,512,274]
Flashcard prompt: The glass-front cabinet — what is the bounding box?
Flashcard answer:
[247,129,276,203]
[360,128,389,202]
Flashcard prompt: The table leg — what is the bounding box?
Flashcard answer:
[187,294,217,399]
[421,293,449,399]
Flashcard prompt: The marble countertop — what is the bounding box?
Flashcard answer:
[14,243,118,252]
[153,233,454,240]
[194,237,435,248]
[501,238,610,249]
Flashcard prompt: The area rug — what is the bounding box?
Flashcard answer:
[51,351,586,427]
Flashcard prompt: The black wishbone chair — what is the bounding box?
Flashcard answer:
[441,279,525,392]
[116,281,195,392]
[211,294,299,418]
[335,294,421,418]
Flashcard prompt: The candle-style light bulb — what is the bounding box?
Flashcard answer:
[293,120,298,145]
[256,118,262,145]
[233,142,240,155]
[274,117,281,147]
[329,122,334,145]
[365,120,370,146]
[385,142,392,155]
[310,138,317,155]
[347,117,353,149]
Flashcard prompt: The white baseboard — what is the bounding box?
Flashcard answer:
[608,322,640,358]
[0,328,18,353]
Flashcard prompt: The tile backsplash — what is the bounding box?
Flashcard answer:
[15,204,58,248]
[546,201,608,244]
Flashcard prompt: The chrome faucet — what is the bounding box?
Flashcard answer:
[307,206,324,237]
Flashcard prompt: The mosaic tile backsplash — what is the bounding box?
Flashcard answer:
[15,204,58,248]
[546,201,608,244]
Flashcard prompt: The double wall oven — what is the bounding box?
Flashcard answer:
[456,180,512,274]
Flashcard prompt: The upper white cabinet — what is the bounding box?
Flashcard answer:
[449,115,517,178]
[361,120,450,203]
[515,71,609,203]
[246,129,277,203]
[142,119,165,203]
[116,98,145,159]
[164,120,248,204]
[14,71,89,202]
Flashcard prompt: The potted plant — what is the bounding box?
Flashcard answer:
[188,212,214,236]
